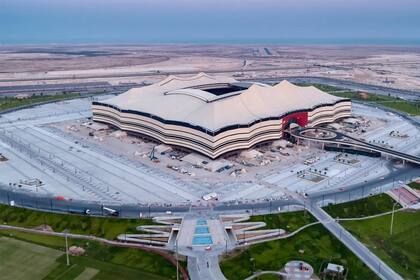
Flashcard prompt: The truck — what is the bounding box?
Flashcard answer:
[102,206,119,216]
[69,208,91,215]
[202,192,218,201]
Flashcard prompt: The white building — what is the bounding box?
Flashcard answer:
[92,73,351,158]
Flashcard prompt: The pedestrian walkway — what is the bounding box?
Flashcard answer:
[178,216,226,248]
[307,201,404,280]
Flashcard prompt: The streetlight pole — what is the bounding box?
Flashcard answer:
[176,239,179,280]
[390,202,398,236]
[65,230,70,266]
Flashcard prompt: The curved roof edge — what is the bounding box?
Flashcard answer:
[93,98,351,136]
[159,72,216,86]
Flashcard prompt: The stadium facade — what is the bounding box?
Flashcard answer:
[92,73,351,158]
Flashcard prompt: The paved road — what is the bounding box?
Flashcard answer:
[0,81,140,97]
[253,76,420,101]
[307,203,403,280]
[290,127,420,165]
[308,164,419,205]
[0,66,321,83]
[244,271,287,280]
[2,66,418,100]
[187,254,226,280]
[1,162,418,218]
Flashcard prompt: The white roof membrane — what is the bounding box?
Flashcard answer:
[100,73,346,132]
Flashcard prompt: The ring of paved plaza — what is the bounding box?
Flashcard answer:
[1,76,419,280]
[0,82,419,209]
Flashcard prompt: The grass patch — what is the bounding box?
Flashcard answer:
[249,210,316,232]
[0,230,180,280]
[0,204,155,239]
[0,237,62,280]
[323,194,400,219]
[0,93,86,111]
[221,224,378,280]
[296,82,420,115]
[295,83,343,92]
[343,210,420,279]
[327,91,420,115]
[408,181,420,190]
[377,101,420,115]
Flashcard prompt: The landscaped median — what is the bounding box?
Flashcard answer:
[0,205,187,280]
[220,210,379,280]
[323,193,401,219]
[0,92,100,113]
[306,83,420,116]
[0,204,157,239]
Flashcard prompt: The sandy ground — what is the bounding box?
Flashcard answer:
[1,45,420,91]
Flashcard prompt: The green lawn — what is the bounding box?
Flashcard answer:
[0,230,180,280]
[0,237,62,280]
[323,194,401,219]
[0,204,155,239]
[376,100,420,115]
[408,181,420,190]
[327,91,420,115]
[221,224,378,280]
[0,93,86,112]
[0,205,182,279]
[248,210,316,232]
[296,82,420,115]
[322,192,419,279]
[343,211,420,279]
[295,83,343,92]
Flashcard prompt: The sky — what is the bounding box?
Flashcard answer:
[1,0,420,45]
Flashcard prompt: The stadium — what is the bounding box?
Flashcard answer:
[92,73,352,158]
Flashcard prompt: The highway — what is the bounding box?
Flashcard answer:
[0,66,309,83]
[0,81,142,97]
[1,69,418,101]
[253,76,420,101]
[290,127,420,165]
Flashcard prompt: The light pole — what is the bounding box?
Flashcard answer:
[64,229,70,266]
[176,239,179,280]
[390,202,398,236]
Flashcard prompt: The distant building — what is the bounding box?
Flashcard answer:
[92,73,351,158]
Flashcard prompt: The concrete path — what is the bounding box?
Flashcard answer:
[307,202,403,280]
[175,214,231,280]
[244,270,288,280]
[187,254,226,280]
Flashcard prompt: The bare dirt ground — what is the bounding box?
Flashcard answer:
[1,44,420,90]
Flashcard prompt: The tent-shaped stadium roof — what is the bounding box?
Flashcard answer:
[100,72,345,132]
